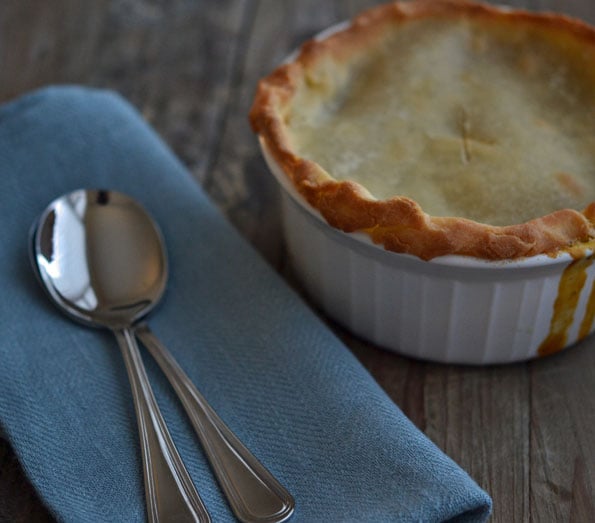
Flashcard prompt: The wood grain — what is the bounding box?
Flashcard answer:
[0,1,594,521]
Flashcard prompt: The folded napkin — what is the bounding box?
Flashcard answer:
[0,86,491,522]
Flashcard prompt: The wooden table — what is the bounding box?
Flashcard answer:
[1,1,594,521]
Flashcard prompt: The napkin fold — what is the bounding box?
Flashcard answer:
[0,86,491,522]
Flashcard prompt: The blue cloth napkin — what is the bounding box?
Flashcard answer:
[0,86,491,522]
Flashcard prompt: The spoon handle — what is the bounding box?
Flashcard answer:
[114,328,211,523]
[135,323,295,523]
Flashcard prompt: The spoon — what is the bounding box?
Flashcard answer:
[31,189,295,523]
[31,189,210,523]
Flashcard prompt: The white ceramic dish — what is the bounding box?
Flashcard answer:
[260,140,595,365]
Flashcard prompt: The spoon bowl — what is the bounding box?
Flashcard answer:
[33,190,166,328]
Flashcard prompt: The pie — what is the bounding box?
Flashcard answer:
[249,0,595,260]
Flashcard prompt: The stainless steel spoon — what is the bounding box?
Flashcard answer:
[31,189,210,523]
[31,189,295,523]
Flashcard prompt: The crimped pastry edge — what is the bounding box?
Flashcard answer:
[249,0,595,261]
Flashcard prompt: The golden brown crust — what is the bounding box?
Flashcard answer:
[249,0,595,261]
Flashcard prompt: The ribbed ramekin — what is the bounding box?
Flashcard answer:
[260,140,595,365]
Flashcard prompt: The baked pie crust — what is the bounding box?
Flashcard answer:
[250,0,595,260]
